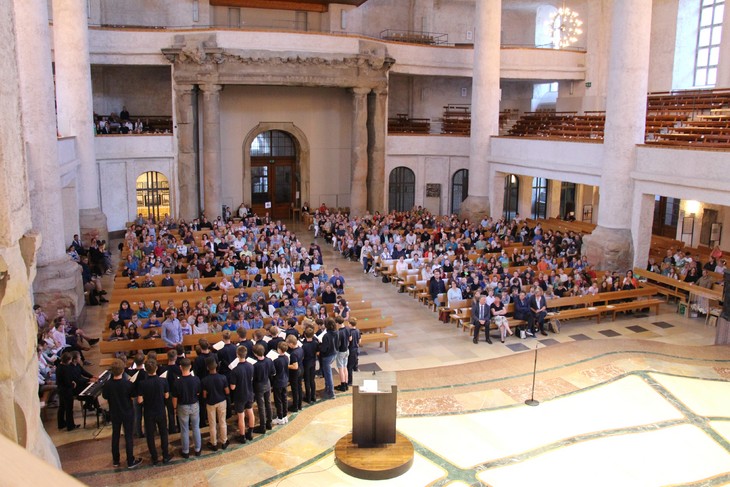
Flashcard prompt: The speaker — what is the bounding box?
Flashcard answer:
[721,270,730,321]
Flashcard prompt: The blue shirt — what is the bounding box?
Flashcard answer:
[161,318,182,347]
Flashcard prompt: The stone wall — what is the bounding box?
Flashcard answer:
[91,65,172,118]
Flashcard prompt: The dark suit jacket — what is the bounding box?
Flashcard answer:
[528,295,547,314]
[471,302,491,325]
[428,277,446,301]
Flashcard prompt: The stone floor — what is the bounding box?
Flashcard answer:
[45,222,730,486]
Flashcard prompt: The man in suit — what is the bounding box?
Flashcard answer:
[472,295,492,344]
[529,287,548,336]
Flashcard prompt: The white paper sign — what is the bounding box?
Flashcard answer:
[212,340,225,351]
[160,370,168,379]
[246,357,256,365]
[362,379,378,393]
[228,357,240,370]
[265,202,272,209]
[266,350,279,361]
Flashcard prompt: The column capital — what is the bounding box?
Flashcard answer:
[174,83,195,95]
[200,83,223,94]
[373,87,388,96]
[350,87,371,96]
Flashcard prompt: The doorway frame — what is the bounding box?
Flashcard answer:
[242,122,310,211]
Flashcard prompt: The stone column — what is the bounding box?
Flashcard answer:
[460,0,501,221]
[582,0,652,271]
[367,88,387,214]
[2,0,59,467]
[350,87,370,216]
[201,84,223,219]
[716,2,730,88]
[52,0,107,242]
[15,0,83,318]
[175,83,198,220]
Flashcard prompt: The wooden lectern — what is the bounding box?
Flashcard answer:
[334,371,414,480]
[352,371,397,446]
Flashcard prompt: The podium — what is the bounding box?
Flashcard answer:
[334,371,414,480]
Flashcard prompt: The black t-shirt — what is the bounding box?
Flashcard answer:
[348,328,361,351]
[336,327,350,352]
[272,355,289,388]
[321,291,337,304]
[102,377,135,418]
[289,347,304,374]
[319,331,337,357]
[217,343,237,375]
[230,362,254,404]
[172,374,201,405]
[268,336,284,353]
[201,373,228,405]
[252,357,275,392]
[301,339,319,365]
[194,352,216,380]
[137,375,169,417]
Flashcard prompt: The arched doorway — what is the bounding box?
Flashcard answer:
[560,181,577,219]
[135,171,170,221]
[388,167,415,212]
[451,169,469,214]
[503,174,520,220]
[250,130,297,219]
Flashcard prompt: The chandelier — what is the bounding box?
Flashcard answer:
[549,3,583,49]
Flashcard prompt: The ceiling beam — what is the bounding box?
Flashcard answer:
[210,0,329,13]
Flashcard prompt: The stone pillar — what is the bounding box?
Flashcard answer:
[15,0,84,319]
[460,0,501,221]
[582,0,652,271]
[52,0,107,242]
[1,0,59,467]
[367,88,387,214]
[175,83,198,220]
[716,2,730,88]
[201,84,223,219]
[350,87,370,216]
[631,192,655,269]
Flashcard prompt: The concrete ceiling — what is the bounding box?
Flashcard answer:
[210,0,368,13]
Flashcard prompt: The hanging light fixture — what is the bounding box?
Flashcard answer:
[549,2,583,49]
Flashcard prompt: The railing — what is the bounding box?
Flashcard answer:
[379,29,448,46]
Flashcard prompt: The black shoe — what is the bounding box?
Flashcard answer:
[246,429,254,441]
[100,290,107,295]
[128,458,142,469]
[265,422,272,430]
[194,449,201,457]
[152,460,159,466]
[88,338,100,345]
[99,298,109,303]
[541,330,548,336]
[486,337,493,344]
[181,451,189,459]
[207,442,218,451]
[237,434,247,443]
[473,338,478,344]
[67,424,80,431]
[254,426,266,434]
[221,440,230,450]
[501,338,505,343]
[169,427,178,434]
[288,406,298,413]
[162,455,172,464]
[83,360,93,366]
[113,462,121,468]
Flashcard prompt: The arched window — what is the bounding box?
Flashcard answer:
[560,181,577,219]
[451,169,469,214]
[251,130,295,157]
[136,171,170,222]
[531,177,549,219]
[503,174,520,220]
[388,167,416,212]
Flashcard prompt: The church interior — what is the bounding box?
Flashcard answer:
[1,0,730,485]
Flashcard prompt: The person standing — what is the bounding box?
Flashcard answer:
[346,318,361,387]
[472,295,492,344]
[229,346,255,443]
[271,341,290,425]
[172,358,202,459]
[252,344,275,434]
[55,352,78,431]
[136,359,171,465]
[334,317,350,391]
[286,335,303,412]
[102,359,142,469]
[201,356,230,451]
[319,319,338,399]
[300,327,319,404]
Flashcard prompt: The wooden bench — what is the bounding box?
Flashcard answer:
[603,298,665,320]
[357,317,394,334]
[359,331,398,352]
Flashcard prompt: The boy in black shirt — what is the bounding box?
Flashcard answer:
[55,352,78,431]
[172,358,202,458]
[300,327,319,404]
[201,356,229,451]
[137,359,171,465]
[346,318,361,387]
[102,359,142,469]
[252,344,275,434]
[271,341,290,425]
[160,349,181,433]
[286,335,303,412]
[229,346,255,442]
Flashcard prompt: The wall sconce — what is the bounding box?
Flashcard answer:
[685,199,701,215]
